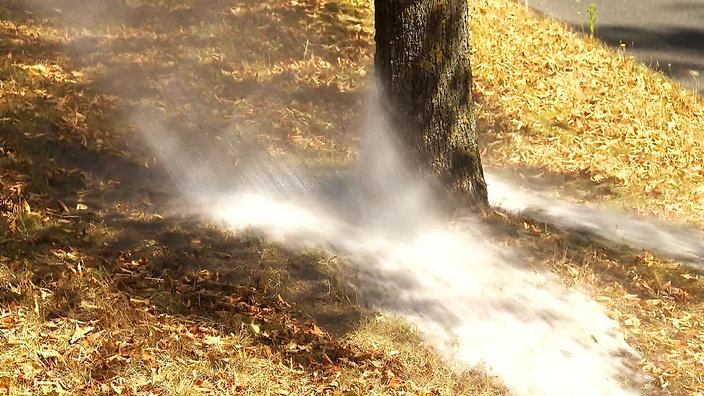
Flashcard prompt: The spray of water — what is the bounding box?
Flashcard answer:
[487,171,704,266]
[19,1,677,393]
[139,84,651,395]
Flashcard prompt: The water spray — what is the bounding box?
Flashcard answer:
[141,84,650,395]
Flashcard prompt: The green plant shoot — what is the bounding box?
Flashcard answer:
[588,3,597,37]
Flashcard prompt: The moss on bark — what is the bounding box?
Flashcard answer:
[374,0,488,207]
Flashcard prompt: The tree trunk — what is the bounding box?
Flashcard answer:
[374,0,488,207]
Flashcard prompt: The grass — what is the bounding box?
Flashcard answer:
[0,0,702,394]
[471,0,704,226]
[466,6,704,390]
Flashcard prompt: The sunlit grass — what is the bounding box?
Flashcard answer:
[471,0,704,226]
[0,0,703,394]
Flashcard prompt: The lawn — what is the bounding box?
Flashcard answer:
[0,0,702,395]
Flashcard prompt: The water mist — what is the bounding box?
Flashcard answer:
[22,1,688,394]
[140,84,651,396]
[487,171,704,265]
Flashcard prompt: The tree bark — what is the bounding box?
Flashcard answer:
[374,0,488,207]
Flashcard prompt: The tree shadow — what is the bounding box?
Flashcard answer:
[586,25,704,52]
[0,0,662,392]
[0,0,378,379]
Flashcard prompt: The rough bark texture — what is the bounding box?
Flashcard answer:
[374,0,488,206]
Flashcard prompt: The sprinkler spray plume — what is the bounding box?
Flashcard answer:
[27,2,680,393]
[141,83,649,396]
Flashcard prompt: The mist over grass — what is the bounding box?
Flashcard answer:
[13,0,701,394]
[138,79,647,394]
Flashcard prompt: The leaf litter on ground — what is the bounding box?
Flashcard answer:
[0,0,703,394]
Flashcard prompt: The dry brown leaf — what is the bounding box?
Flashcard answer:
[70,325,94,344]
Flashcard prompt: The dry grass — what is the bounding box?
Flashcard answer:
[347,315,507,395]
[0,0,503,394]
[471,0,704,225]
[468,1,704,392]
[482,209,704,395]
[1,0,704,394]
[0,220,499,395]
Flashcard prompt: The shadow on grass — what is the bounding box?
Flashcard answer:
[0,0,671,393]
[566,23,704,95]
[0,0,376,381]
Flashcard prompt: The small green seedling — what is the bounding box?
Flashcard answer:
[588,3,597,38]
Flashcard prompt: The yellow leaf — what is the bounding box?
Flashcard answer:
[308,323,325,337]
[70,325,94,344]
[204,335,223,346]
[623,316,641,328]
[37,349,62,359]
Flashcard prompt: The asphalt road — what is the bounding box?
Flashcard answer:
[527,0,704,95]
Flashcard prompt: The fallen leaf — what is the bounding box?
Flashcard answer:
[388,376,402,390]
[204,335,223,346]
[70,324,94,344]
[308,324,325,337]
[142,351,154,362]
[37,349,62,360]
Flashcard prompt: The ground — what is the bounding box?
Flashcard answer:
[0,0,702,395]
